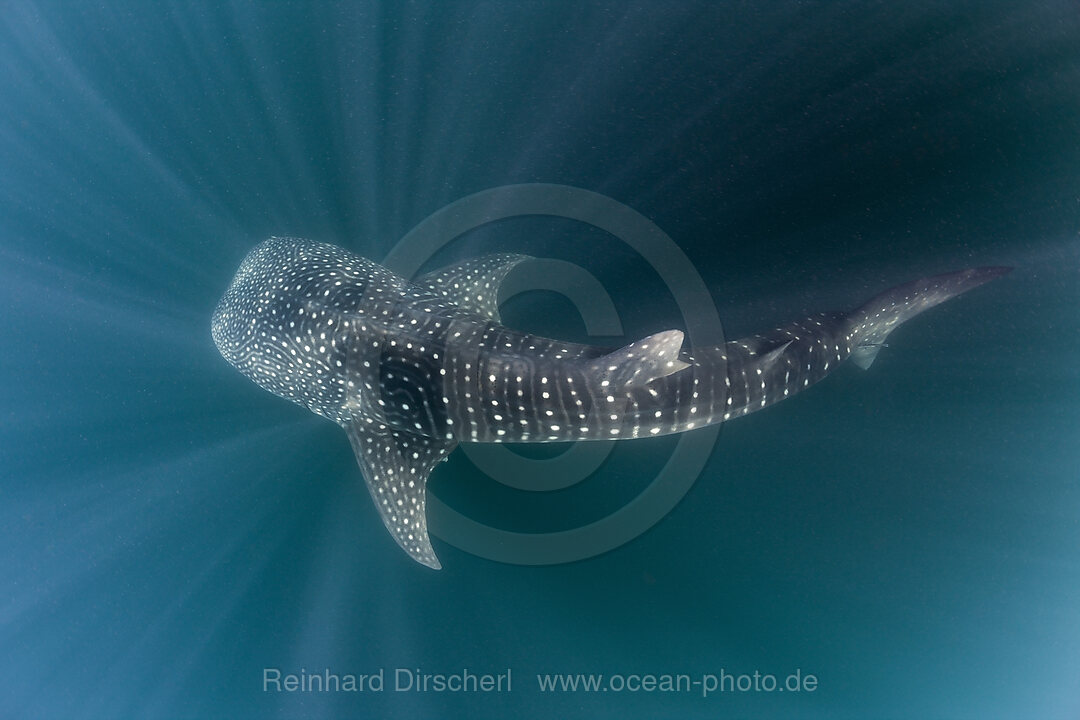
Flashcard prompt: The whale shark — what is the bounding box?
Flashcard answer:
[211,237,1010,568]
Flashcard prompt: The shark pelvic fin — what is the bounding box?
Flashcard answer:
[343,419,457,569]
[588,330,689,388]
[417,254,534,322]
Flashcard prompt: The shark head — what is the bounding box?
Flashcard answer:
[211,240,277,367]
[211,237,402,424]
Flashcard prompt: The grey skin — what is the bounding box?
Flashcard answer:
[212,237,1010,568]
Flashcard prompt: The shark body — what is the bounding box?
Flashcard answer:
[212,237,1009,568]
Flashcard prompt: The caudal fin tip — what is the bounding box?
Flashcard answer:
[955,265,1013,292]
[980,265,1014,279]
[848,263,1012,368]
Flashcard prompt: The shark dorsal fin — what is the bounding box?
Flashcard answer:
[417,254,533,321]
[588,330,689,388]
[759,340,792,368]
[344,418,457,569]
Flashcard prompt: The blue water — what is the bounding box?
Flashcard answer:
[2,2,1078,718]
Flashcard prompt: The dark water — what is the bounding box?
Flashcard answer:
[2,2,1078,718]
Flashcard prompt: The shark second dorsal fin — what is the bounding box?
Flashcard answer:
[344,419,457,569]
[587,330,689,388]
[417,254,533,321]
[759,340,792,368]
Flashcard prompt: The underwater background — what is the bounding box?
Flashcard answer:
[1,2,1078,718]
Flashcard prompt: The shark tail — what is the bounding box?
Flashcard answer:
[845,266,1012,370]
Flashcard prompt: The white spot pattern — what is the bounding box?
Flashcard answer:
[212,238,1008,568]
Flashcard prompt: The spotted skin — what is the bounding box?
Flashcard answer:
[212,237,1010,568]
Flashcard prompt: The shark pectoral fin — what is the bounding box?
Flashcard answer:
[589,330,689,388]
[343,419,458,569]
[417,253,535,322]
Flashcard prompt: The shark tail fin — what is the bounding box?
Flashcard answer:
[588,330,689,388]
[846,266,1012,370]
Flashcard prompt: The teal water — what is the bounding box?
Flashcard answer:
[2,2,1078,718]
